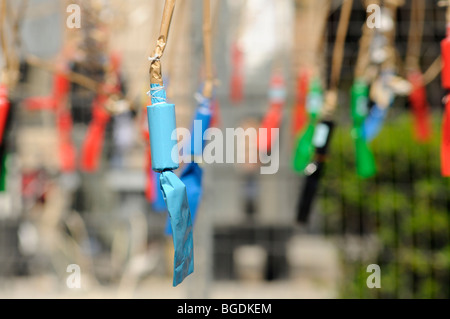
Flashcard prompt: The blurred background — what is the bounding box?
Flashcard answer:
[0,0,449,299]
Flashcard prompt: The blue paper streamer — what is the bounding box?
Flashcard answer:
[363,70,395,142]
[364,104,387,142]
[165,162,203,235]
[190,98,212,156]
[160,171,194,286]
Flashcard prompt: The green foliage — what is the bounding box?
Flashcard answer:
[320,113,450,299]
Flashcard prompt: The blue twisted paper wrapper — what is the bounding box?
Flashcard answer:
[159,171,194,286]
[165,162,203,235]
[149,83,194,286]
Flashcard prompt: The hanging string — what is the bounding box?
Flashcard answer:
[322,0,354,119]
[313,0,333,75]
[382,0,403,70]
[405,0,425,71]
[354,0,376,80]
[423,56,442,86]
[0,0,11,86]
[329,0,354,91]
[202,0,214,99]
[149,0,176,85]
[4,0,27,86]
[165,0,187,100]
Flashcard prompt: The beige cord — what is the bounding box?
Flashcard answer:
[323,0,354,118]
[405,0,425,72]
[329,0,354,91]
[382,0,404,70]
[166,0,186,81]
[314,0,332,75]
[149,0,176,86]
[423,55,442,86]
[26,54,100,92]
[354,0,379,79]
[0,0,10,86]
[202,0,214,98]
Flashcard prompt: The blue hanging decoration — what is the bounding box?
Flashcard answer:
[363,103,388,141]
[147,83,194,286]
[152,74,170,213]
[165,92,212,235]
[363,70,395,142]
[165,160,204,235]
[190,95,213,156]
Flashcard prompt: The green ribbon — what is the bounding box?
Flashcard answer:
[293,77,323,173]
[351,79,376,178]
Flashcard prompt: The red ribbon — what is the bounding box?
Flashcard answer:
[80,95,110,172]
[442,29,450,89]
[209,98,221,128]
[258,103,282,153]
[408,71,431,142]
[442,99,450,177]
[0,84,9,145]
[54,74,76,172]
[57,110,77,172]
[292,70,309,137]
[441,31,450,176]
[53,73,71,104]
[230,42,243,104]
[258,72,284,153]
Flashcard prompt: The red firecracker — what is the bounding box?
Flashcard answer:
[292,69,309,137]
[408,71,431,142]
[441,24,450,176]
[209,98,222,128]
[230,42,243,104]
[258,71,285,153]
[80,95,110,172]
[442,99,450,176]
[57,110,77,172]
[0,84,9,145]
